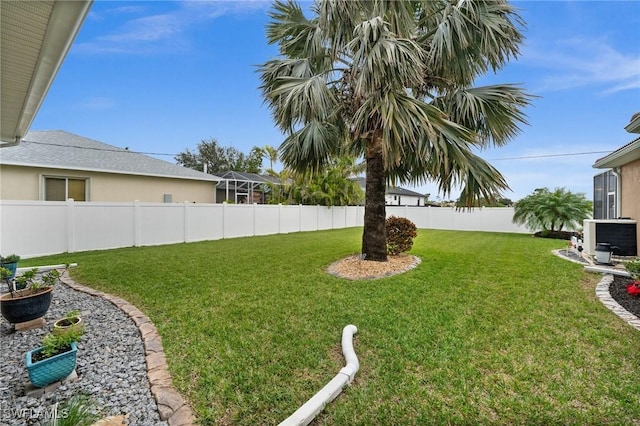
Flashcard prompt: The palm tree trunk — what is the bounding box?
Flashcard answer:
[362,136,388,262]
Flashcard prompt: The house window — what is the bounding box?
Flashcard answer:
[44,177,88,201]
[593,170,616,219]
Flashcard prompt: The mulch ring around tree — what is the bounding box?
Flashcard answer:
[327,254,421,280]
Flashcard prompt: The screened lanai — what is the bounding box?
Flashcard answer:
[213,171,280,204]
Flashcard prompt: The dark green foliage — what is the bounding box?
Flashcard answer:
[626,258,640,280]
[175,138,264,173]
[44,395,100,426]
[40,328,84,359]
[266,157,364,206]
[513,187,592,233]
[534,230,574,240]
[1,254,20,264]
[386,216,417,255]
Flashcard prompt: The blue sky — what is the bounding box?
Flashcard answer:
[31,0,640,202]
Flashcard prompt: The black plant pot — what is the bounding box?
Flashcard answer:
[0,287,53,324]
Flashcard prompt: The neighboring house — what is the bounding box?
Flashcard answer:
[0,130,221,203]
[385,186,427,206]
[212,171,280,204]
[352,177,427,206]
[589,112,640,256]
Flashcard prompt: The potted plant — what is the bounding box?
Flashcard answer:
[0,254,20,281]
[26,327,84,388]
[625,258,640,296]
[0,267,65,324]
[53,309,84,336]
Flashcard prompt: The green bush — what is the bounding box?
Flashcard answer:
[626,258,640,281]
[386,216,418,255]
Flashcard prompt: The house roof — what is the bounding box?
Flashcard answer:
[386,186,426,197]
[212,171,280,187]
[1,1,92,146]
[593,136,640,169]
[625,112,640,134]
[0,130,220,182]
[351,177,426,197]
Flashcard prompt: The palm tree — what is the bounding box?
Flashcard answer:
[262,145,280,174]
[513,187,592,233]
[260,0,533,261]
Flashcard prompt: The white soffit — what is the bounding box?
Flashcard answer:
[1,0,92,146]
[593,138,640,169]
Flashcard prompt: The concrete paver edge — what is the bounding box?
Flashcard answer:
[59,272,197,426]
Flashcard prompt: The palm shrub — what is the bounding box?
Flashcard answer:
[386,216,417,255]
[513,187,592,236]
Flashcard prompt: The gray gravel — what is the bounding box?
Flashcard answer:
[0,278,168,425]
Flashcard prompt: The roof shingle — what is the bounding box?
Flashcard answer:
[0,130,219,182]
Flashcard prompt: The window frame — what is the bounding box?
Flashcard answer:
[593,170,617,219]
[40,175,90,201]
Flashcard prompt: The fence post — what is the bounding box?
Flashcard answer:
[183,201,189,243]
[278,203,283,234]
[253,203,257,236]
[134,200,141,247]
[66,198,76,253]
[222,202,227,239]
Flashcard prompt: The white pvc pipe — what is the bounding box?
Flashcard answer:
[279,324,359,426]
[16,263,78,273]
[584,265,630,277]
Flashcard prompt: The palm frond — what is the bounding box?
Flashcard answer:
[421,0,524,86]
[279,120,343,173]
[266,0,324,60]
[259,58,338,132]
[347,17,426,94]
[435,84,535,147]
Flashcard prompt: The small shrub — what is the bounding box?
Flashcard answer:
[534,230,573,240]
[44,394,100,426]
[386,216,418,255]
[625,258,640,281]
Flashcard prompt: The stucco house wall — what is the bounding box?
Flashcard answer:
[621,157,640,243]
[0,165,215,203]
[591,112,640,256]
[0,131,220,203]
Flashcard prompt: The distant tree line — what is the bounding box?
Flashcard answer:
[175,138,263,173]
[175,139,363,206]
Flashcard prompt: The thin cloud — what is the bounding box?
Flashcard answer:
[524,38,640,95]
[74,1,269,55]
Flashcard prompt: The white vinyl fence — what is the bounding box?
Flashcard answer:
[0,200,529,258]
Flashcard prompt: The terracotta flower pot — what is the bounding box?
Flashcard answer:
[53,316,84,335]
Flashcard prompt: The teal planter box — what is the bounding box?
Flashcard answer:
[25,342,77,388]
[1,262,17,280]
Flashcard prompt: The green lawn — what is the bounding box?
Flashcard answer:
[26,229,640,425]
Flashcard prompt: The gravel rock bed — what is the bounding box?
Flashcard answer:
[0,280,167,426]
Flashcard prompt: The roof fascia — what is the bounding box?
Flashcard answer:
[3,1,92,145]
[593,139,640,169]
[625,114,640,133]
[0,162,221,182]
